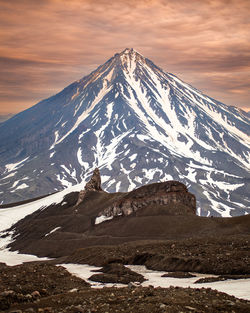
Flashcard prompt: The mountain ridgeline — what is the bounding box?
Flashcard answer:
[5,170,250,260]
[0,48,249,217]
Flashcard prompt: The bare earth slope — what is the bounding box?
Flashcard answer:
[4,176,249,276]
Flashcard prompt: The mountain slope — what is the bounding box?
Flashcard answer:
[0,113,14,123]
[0,48,249,216]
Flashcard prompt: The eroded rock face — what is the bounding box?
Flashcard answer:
[76,168,103,205]
[97,181,196,219]
[85,168,102,192]
[76,171,196,219]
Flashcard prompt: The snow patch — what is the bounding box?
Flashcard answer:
[45,227,61,237]
[5,157,29,173]
[0,182,86,232]
[129,154,137,162]
[77,147,89,169]
[95,215,114,225]
[14,183,28,191]
[61,263,250,300]
[1,172,17,179]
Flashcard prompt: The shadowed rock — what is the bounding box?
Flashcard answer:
[89,263,145,284]
[162,272,196,278]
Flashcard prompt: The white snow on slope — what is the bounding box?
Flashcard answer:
[121,61,213,165]
[1,172,17,180]
[127,265,250,301]
[10,183,29,192]
[5,157,29,173]
[95,215,114,225]
[55,81,112,146]
[45,226,61,237]
[1,49,249,216]
[0,249,50,266]
[16,183,28,190]
[56,174,73,188]
[0,249,249,300]
[77,148,89,169]
[167,74,250,151]
[94,101,114,163]
[203,190,232,217]
[0,233,50,265]
[49,130,59,150]
[0,182,86,233]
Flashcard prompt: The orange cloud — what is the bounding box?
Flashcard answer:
[0,0,249,113]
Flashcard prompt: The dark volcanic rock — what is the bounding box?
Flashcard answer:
[2,284,250,313]
[0,263,89,311]
[0,263,89,295]
[0,262,7,269]
[76,168,103,205]
[84,168,102,192]
[194,277,226,284]
[162,272,196,278]
[89,263,145,284]
[195,274,250,284]
[65,235,250,275]
[96,181,196,220]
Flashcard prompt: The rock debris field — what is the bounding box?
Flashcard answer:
[0,258,249,313]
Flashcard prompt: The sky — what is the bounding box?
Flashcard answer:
[0,0,249,114]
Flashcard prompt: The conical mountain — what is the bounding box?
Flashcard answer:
[0,48,249,216]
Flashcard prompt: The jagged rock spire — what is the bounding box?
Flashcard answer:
[76,168,102,206]
[84,168,102,191]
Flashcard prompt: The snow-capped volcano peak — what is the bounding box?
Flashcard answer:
[0,49,249,217]
[118,47,143,59]
[121,47,136,54]
[81,47,147,87]
[118,47,146,67]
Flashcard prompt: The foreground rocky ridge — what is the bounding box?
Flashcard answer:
[7,173,197,256]
[0,261,249,313]
[63,235,250,275]
[0,175,250,312]
[4,171,250,270]
[96,179,196,220]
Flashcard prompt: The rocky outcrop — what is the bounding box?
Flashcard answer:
[76,171,195,221]
[96,181,196,221]
[89,263,145,284]
[76,168,103,205]
[84,168,102,192]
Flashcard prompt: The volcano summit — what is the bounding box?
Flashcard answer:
[0,48,249,216]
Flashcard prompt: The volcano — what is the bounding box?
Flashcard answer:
[0,48,249,216]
